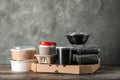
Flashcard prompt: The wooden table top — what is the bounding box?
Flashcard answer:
[0,65,120,80]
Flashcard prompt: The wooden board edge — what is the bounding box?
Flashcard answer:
[30,63,100,74]
[30,63,37,72]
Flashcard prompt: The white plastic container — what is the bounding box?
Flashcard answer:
[11,59,36,72]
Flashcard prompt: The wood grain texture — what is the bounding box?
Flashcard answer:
[1,65,120,80]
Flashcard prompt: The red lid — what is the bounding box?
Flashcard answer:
[38,42,57,46]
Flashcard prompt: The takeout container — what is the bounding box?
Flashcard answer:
[10,46,37,60]
[76,55,99,65]
[38,42,57,55]
[71,45,100,55]
[11,59,36,72]
[37,42,57,64]
[56,47,73,65]
[66,32,90,45]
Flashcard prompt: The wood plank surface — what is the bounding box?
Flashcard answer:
[0,65,120,80]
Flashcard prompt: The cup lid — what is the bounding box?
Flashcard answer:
[38,41,57,46]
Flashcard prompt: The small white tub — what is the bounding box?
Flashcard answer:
[11,59,36,72]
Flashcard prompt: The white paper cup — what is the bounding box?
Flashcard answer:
[11,59,36,72]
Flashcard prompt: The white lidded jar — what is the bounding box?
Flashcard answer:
[10,46,37,60]
[38,42,57,55]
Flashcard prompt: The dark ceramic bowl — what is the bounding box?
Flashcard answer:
[66,32,90,45]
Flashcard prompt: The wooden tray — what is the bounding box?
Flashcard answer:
[31,63,100,74]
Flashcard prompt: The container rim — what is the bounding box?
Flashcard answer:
[56,46,74,49]
[66,32,90,36]
[10,59,36,62]
[35,54,56,57]
[10,46,36,51]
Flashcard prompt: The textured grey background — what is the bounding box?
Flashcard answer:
[0,0,120,65]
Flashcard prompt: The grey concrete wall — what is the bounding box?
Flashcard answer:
[0,0,120,65]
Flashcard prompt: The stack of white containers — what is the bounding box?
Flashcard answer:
[10,46,37,72]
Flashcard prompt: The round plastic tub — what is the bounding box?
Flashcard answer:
[11,59,36,72]
[10,46,37,60]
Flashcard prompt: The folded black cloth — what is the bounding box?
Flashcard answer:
[72,54,99,65]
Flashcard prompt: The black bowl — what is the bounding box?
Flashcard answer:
[66,32,90,45]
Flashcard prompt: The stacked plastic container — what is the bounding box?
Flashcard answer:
[10,46,37,72]
[71,45,100,65]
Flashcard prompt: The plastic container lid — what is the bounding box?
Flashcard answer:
[38,42,57,46]
[10,46,36,51]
